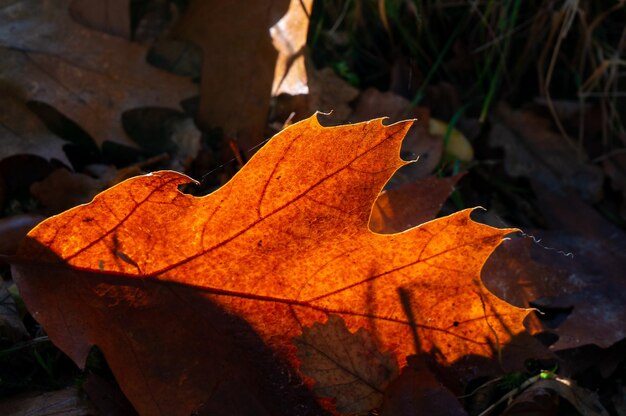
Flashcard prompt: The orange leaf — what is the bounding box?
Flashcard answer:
[13,115,529,414]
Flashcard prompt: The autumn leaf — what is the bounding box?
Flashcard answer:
[12,115,529,414]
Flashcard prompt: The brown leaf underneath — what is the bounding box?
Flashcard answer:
[489,103,603,202]
[0,92,69,165]
[0,0,196,149]
[370,175,462,234]
[484,233,626,350]
[295,315,399,414]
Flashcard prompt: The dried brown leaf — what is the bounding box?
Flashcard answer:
[490,103,603,202]
[295,315,399,413]
[0,92,70,165]
[0,0,196,150]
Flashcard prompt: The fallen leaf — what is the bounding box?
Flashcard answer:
[0,91,70,165]
[481,237,558,325]
[521,183,626,349]
[30,168,104,215]
[531,232,626,350]
[0,0,196,150]
[13,257,328,415]
[490,103,604,202]
[370,175,462,234]
[271,0,313,96]
[483,232,626,350]
[13,115,529,414]
[295,315,399,413]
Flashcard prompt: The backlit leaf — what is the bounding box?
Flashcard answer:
[13,114,529,414]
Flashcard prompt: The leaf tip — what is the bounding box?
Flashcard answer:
[468,206,519,235]
[146,169,199,186]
